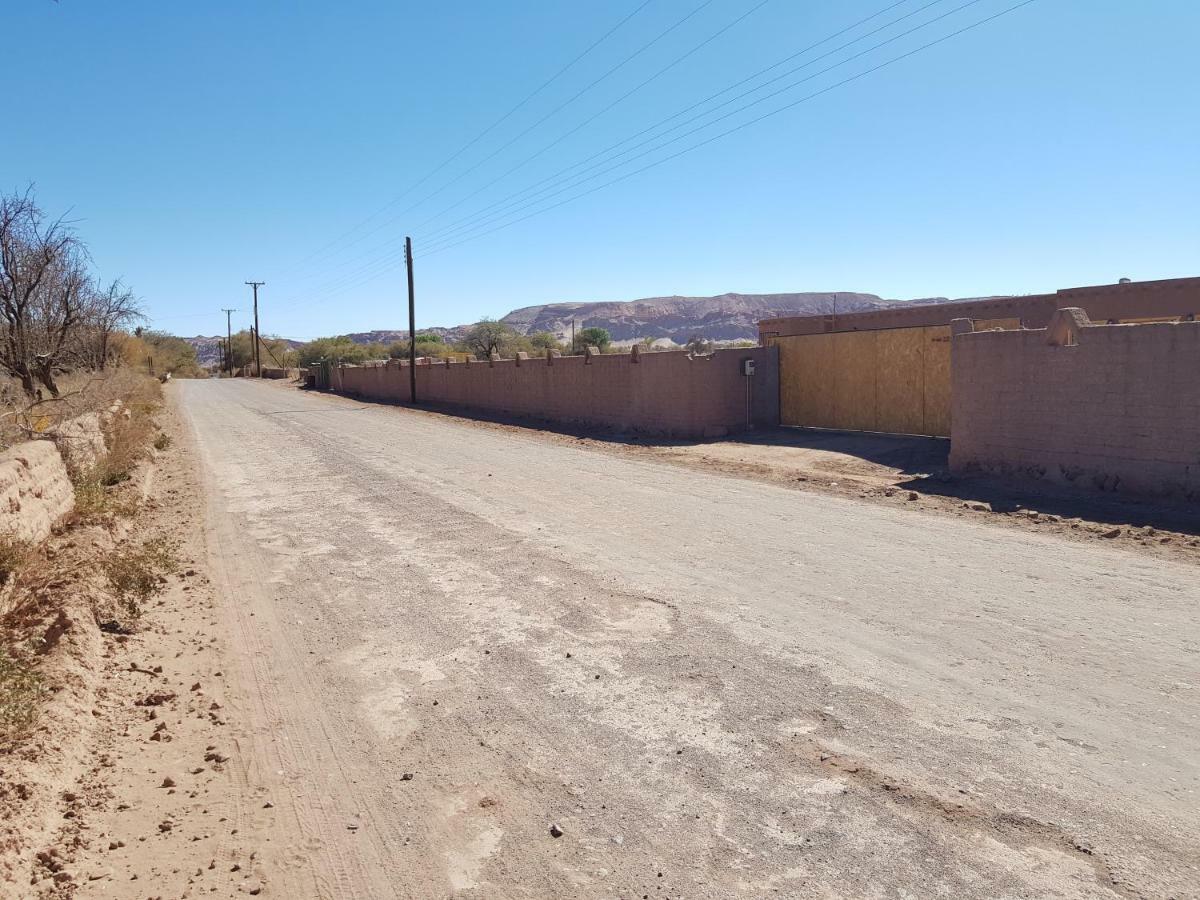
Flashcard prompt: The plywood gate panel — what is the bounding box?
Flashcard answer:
[776,325,953,437]
[875,328,925,435]
[779,332,833,428]
[832,332,878,432]
[922,326,952,437]
[810,336,838,427]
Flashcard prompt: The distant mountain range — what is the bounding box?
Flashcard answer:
[497,292,891,344]
[182,290,995,360]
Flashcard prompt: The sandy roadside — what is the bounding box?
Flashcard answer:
[6,387,271,898]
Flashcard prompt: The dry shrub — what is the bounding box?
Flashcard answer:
[67,372,162,521]
[153,432,172,451]
[0,544,49,741]
[71,475,139,522]
[101,537,177,621]
[98,378,161,485]
[0,550,53,742]
[1,368,162,454]
[0,537,32,587]
[0,647,43,741]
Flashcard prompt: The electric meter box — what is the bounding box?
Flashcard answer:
[742,359,756,376]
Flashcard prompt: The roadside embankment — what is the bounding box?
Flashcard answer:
[0,374,245,896]
[0,441,75,547]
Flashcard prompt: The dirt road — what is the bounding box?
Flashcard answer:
[173,379,1198,899]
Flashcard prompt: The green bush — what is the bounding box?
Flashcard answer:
[572,327,611,354]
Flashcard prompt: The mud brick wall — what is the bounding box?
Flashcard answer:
[49,411,106,475]
[331,347,779,438]
[760,276,1200,340]
[0,402,126,546]
[950,315,1200,500]
[0,439,75,545]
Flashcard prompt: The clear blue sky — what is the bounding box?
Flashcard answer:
[4,1,1197,339]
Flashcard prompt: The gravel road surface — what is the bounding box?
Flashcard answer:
[177,379,1199,899]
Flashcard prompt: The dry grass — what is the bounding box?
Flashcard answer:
[0,535,47,741]
[68,372,162,522]
[72,477,139,521]
[0,646,43,742]
[0,537,32,588]
[97,376,161,481]
[0,539,60,745]
[101,537,177,621]
[0,368,161,453]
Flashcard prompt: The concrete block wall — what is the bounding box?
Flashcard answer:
[950,314,1200,499]
[331,347,779,438]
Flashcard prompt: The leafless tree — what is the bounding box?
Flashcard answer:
[0,188,87,397]
[77,279,143,370]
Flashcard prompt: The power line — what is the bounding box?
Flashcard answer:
[273,0,658,283]
[273,0,723,297]
[422,0,1039,258]
[147,312,225,322]
[275,1,934,310]
[220,308,237,375]
[417,0,949,247]
[281,0,776,297]
[419,0,992,254]
[387,0,720,220]
[409,0,777,236]
[276,0,1035,315]
[246,281,265,376]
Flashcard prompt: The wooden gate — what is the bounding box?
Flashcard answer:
[773,326,953,437]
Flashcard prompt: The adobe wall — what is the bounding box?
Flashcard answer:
[950,312,1200,500]
[0,439,75,545]
[331,347,779,438]
[49,411,107,476]
[759,276,1200,340]
[0,401,132,546]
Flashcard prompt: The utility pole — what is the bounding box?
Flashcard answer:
[245,282,265,376]
[404,237,417,404]
[221,308,236,376]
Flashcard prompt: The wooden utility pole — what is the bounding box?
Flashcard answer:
[221,308,236,375]
[405,237,417,404]
[246,281,265,376]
